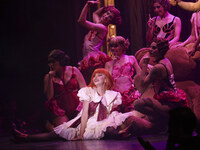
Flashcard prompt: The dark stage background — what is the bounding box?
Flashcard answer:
[1,0,195,132]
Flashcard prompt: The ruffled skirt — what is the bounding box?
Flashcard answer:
[53,111,134,140]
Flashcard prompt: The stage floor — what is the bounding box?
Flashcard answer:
[0,133,167,150]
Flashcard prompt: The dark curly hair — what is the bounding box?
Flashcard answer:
[152,37,169,57]
[48,49,70,66]
[152,0,171,11]
[103,6,122,25]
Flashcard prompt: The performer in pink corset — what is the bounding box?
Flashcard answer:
[78,0,121,84]
[44,49,86,131]
[105,36,141,113]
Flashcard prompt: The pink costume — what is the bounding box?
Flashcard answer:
[82,30,105,57]
[112,58,141,113]
[78,30,111,84]
[45,68,80,120]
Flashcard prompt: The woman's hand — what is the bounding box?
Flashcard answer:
[142,52,150,65]
[169,0,181,6]
[87,0,100,6]
[188,46,197,56]
[147,14,155,29]
[72,136,83,141]
[48,71,56,78]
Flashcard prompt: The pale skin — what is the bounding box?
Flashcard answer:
[170,0,200,12]
[105,44,141,77]
[44,61,86,130]
[146,2,181,45]
[77,0,114,41]
[173,13,197,55]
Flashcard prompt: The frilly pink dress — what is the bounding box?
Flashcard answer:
[112,61,141,112]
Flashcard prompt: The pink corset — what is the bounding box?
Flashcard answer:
[112,62,135,93]
[112,62,134,80]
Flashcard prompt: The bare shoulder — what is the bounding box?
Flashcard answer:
[72,66,81,74]
[128,55,137,64]
[174,16,181,23]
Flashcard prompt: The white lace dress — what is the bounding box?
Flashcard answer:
[53,87,135,140]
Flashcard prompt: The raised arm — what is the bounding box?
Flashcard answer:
[170,0,200,12]
[73,67,86,88]
[93,7,104,23]
[77,1,106,32]
[146,16,155,45]
[169,17,181,45]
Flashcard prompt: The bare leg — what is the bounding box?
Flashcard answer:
[27,131,59,141]
[13,129,60,142]
[46,115,69,132]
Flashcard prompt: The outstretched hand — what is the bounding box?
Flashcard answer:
[87,0,100,6]
[72,136,83,141]
[169,0,181,6]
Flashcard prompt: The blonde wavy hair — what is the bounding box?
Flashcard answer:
[108,36,130,53]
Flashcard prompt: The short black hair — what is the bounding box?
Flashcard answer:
[48,49,70,66]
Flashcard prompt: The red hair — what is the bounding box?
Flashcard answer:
[88,68,114,90]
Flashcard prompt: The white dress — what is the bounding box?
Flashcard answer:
[53,87,135,140]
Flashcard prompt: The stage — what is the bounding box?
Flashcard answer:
[0,132,167,150]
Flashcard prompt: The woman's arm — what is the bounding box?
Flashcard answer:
[93,7,104,23]
[169,17,181,45]
[190,34,200,55]
[146,16,155,44]
[194,34,200,49]
[73,67,86,88]
[131,56,142,74]
[73,100,89,140]
[140,64,162,89]
[177,0,200,12]
[105,61,113,75]
[181,19,196,47]
[44,73,54,99]
[78,1,106,33]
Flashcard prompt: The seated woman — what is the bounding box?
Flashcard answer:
[171,1,200,61]
[105,36,141,113]
[77,0,121,84]
[44,49,86,131]
[12,69,136,141]
[133,38,188,132]
[146,0,181,47]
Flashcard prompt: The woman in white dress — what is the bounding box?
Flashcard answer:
[12,68,136,141]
